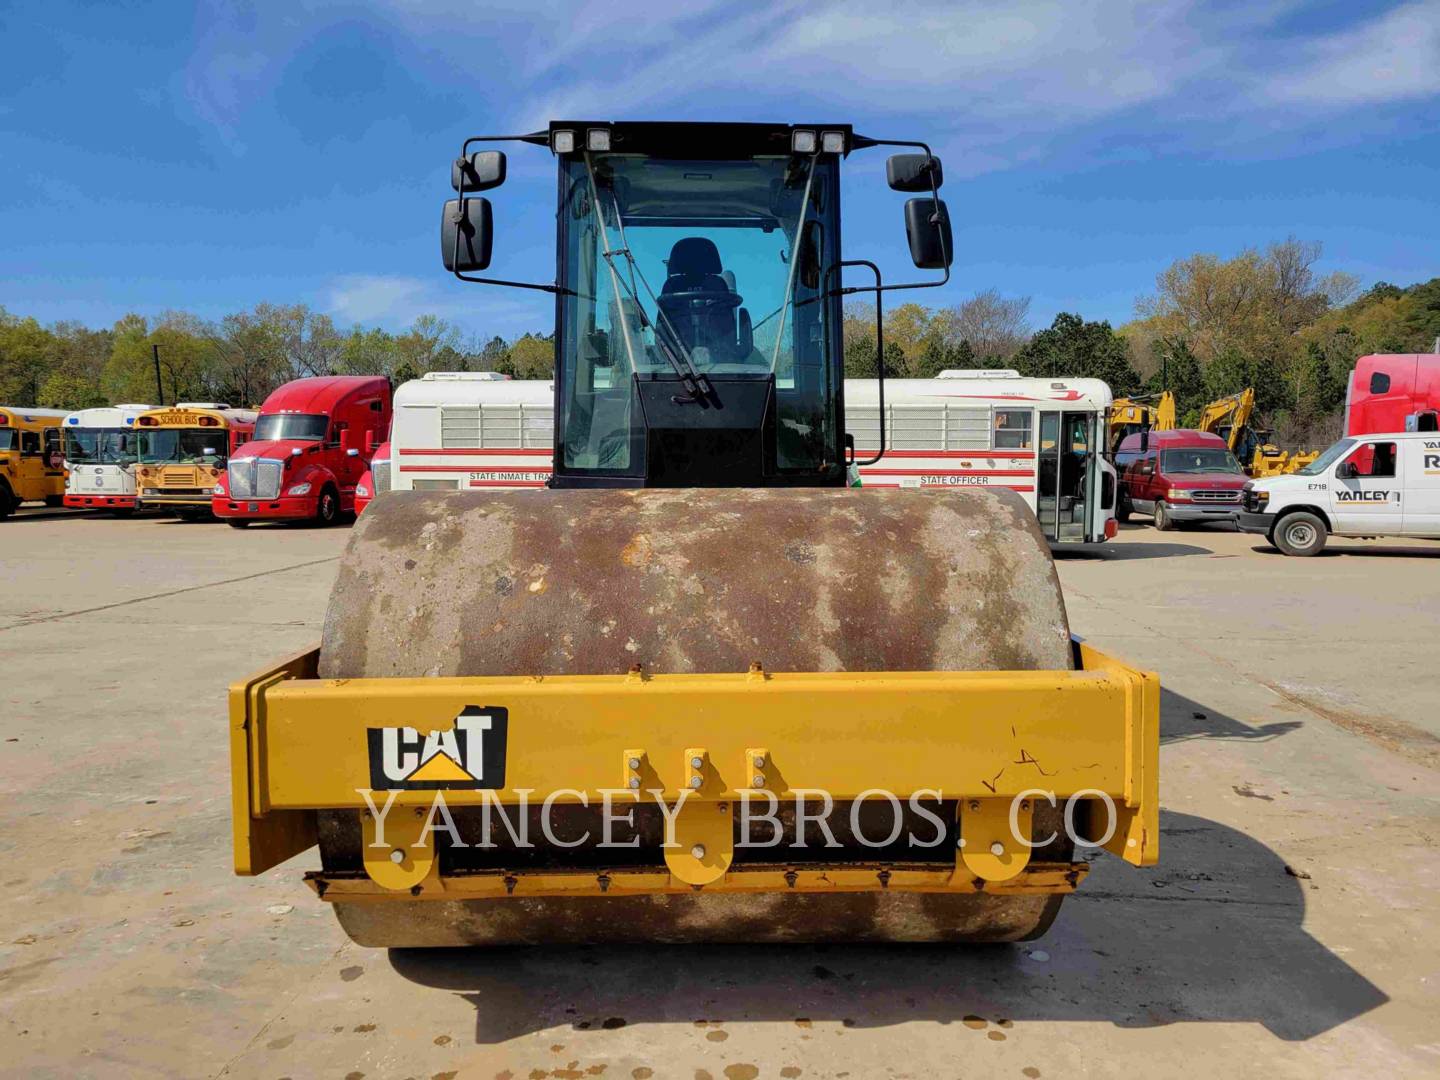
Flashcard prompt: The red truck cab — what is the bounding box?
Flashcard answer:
[1114,429,1249,530]
[1346,354,1440,436]
[213,376,391,527]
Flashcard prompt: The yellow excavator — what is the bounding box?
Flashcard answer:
[1107,391,1176,453]
[230,121,1158,947]
[1198,389,1317,477]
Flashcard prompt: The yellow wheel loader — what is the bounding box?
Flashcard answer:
[231,121,1159,946]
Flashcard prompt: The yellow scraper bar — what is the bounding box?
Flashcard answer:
[230,642,1158,877]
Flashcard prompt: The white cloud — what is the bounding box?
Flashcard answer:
[1265,2,1440,107]
[323,274,549,336]
[326,274,432,323]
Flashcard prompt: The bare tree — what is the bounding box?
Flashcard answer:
[945,289,1031,359]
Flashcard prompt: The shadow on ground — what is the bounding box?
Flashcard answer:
[1054,541,1212,561]
[1246,543,1439,560]
[1161,687,1302,745]
[391,814,1379,1043]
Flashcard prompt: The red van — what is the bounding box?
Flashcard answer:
[1114,429,1249,530]
[213,376,391,527]
[1346,354,1440,436]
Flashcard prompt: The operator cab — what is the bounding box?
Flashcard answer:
[441,121,952,488]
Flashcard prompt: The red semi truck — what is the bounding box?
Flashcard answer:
[213,376,391,527]
[1346,354,1440,436]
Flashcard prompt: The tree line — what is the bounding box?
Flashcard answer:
[0,303,557,413]
[4,238,1437,449]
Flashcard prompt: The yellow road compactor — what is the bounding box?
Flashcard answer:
[231,122,1158,946]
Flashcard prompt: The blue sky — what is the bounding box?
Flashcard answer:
[2,0,1438,343]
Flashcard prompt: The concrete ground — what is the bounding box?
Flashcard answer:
[1,512,1437,1079]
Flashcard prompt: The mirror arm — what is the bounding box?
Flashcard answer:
[853,133,951,293]
[826,260,886,467]
[449,131,572,296]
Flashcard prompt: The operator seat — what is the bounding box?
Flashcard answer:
[656,237,742,362]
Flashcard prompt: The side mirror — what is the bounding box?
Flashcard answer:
[903,198,953,270]
[1139,431,1150,454]
[452,150,507,193]
[339,427,352,452]
[366,431,379,453]
[886,153,944,192]
[202,447,217,456]
[1336,462,1357,479]
[441,198,494,272]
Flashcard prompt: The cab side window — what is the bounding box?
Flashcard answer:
[1347,442,1396,478]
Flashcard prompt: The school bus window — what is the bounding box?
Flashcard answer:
[20,430,40,455]
[994,410,1033,450]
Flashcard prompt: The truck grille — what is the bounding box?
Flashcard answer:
[372,459,391,495]
[1192,490,1240,503]
[228,459,283,500]
[162,468,195,486]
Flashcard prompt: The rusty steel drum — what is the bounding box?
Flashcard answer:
[318,487,1075,945]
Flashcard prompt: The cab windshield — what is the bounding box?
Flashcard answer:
[0,430,16,452]
[137,429,228,465]
[558,152,838,473]
[254,414,327,442]
[65,428,139,464]
[1161,448,1243,474]
[1298,438,1355,476]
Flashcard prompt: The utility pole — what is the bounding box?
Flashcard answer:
[152,343,164,406]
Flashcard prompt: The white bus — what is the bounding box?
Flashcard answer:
[846,371,1117,543]
[62,404,155,513]
[365,372,1116,543]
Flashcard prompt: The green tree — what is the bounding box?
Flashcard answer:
[1012,313,1141,394]
[503,333,555,379]
[1145,337,1206,424]
[38,372,108,410]
[843,334,904,378]
[0,309,60,406]
[1202,349,1293,416]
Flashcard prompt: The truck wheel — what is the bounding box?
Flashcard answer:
[315,487,339,527]
[227,519,249,529]
[1116,495,1131,523]
[1273,511,1327,557]
[1153,500,1176,531]
[0,481,14,519]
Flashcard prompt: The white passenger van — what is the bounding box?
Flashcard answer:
[1238,431,1440,556]
[368,371,1116,544]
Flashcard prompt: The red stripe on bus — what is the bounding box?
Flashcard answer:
[852,449,1035,459]
[468,479,548,488]
[859,483,1036,492]
[400,464,554,473]
[398,447,553,456]
[859,468,1034,477]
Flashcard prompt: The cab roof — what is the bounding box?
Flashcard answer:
[259,376,389,415]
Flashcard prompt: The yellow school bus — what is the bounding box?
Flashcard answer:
[134,404,258,517]
[0,406,69,519]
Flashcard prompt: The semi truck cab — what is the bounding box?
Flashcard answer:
[212,376,391,527]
